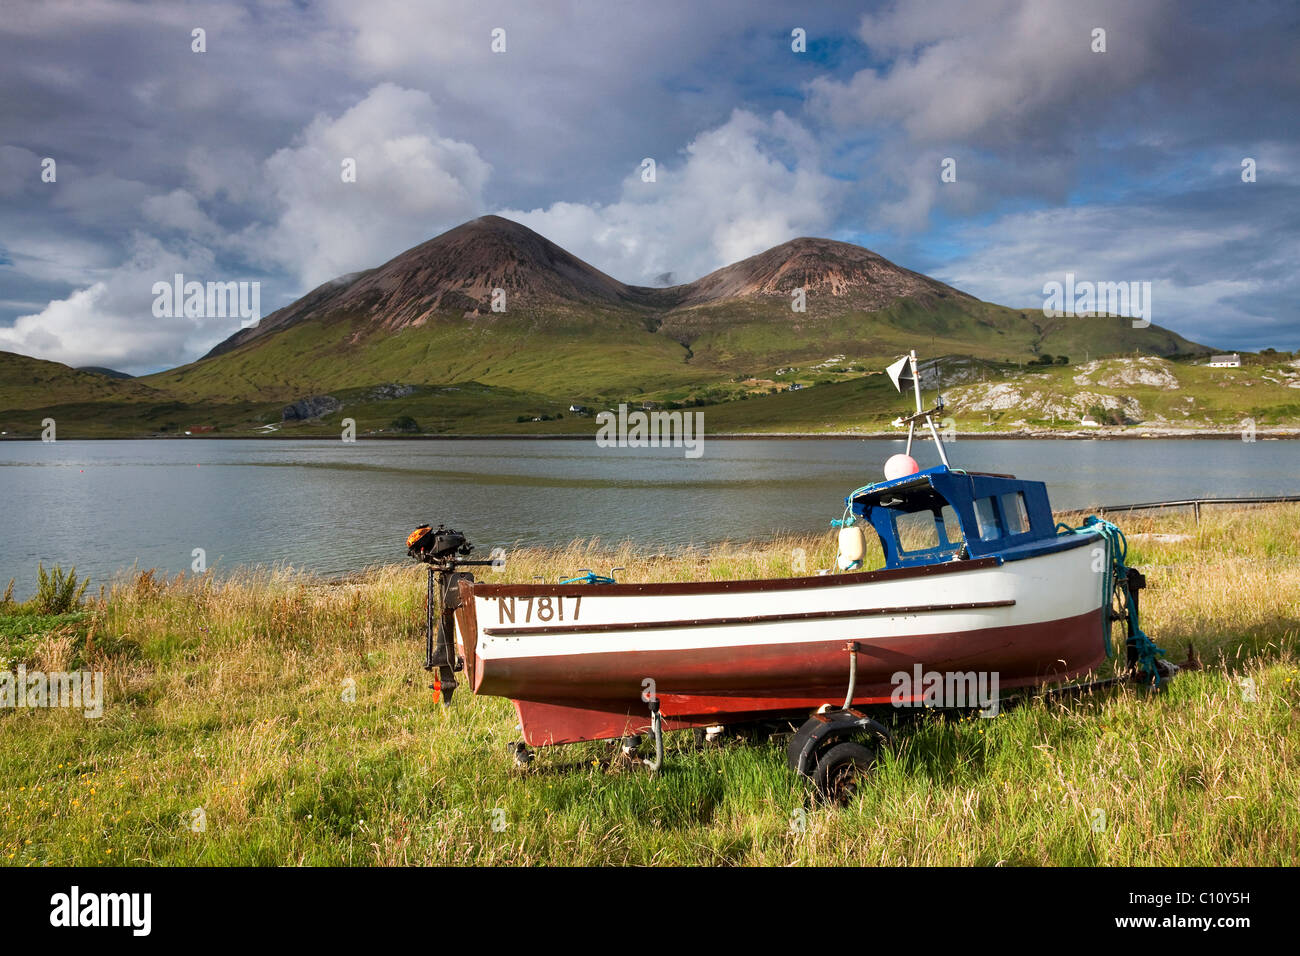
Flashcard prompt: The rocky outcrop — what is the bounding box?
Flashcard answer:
[368,384,417,401]
[1072,357,1180,390]
[945,378,1146,422]
[282,395,341,421]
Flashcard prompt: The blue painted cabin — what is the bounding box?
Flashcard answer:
[846,465,1086,569]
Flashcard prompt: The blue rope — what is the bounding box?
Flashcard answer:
[559,571,617,585]
[1056,516,1167,684]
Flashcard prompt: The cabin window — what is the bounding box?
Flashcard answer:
[1000,492,1029,535]
[893,509,941,553]
[973,496,1001,540]
[940,505,964,545]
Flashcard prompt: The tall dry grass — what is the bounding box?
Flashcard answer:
[0,504,1296,865]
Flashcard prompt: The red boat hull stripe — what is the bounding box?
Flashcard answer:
[496,607,1107,745]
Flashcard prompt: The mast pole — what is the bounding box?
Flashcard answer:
[909,350,923,417]
[905,350,919,457]
[910,349,951,468]
[927,407,951,467]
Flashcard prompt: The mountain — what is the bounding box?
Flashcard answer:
[209,222,975,361]
[663,236,973,309]
[0,351,177,437]
[178,215,1204,398]
[208,216,654,358]
[2,216,1231,437]
[209,224,982,352]
[0,352,155,404]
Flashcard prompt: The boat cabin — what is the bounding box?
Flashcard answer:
[846,465,1076,569]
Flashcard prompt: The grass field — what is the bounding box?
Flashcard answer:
[1,505,1297,866]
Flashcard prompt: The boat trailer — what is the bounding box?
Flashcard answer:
[781,597,1192,805]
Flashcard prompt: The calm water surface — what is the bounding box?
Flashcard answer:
[0,438,1295,594]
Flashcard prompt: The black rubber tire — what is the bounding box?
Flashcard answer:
[813,740,878,805]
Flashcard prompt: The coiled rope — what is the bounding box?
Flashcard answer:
[1056,516,1167,684]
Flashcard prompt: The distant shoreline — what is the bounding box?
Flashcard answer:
[2,430,1297,441]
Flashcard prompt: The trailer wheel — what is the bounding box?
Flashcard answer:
[813,741,877,806]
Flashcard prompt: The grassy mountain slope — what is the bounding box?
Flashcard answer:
[0,352,160,408]
[150,311,699,404]
[663,297,1202,373]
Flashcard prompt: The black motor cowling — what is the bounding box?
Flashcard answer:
[406,523,473,563]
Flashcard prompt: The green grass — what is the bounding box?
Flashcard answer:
[1,505,1298,865]
[662,296,1199,374]
[142,311,703,404]
[7,347,1297,439]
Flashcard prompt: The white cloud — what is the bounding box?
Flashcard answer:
[0,83,493,370]
[245,83,491,288]
[183,146,262,205]
[0,234,237,373]
[142,188,221,237]
[497,110,842,284]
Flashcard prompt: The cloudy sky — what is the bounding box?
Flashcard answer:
[1,0,1296,374]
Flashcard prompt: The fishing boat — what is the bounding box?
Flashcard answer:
[406,352,1170,794]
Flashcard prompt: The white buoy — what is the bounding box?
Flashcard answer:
[837,523,866,571]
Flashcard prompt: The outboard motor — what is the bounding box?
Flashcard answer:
[405,523,494,704]
[407,524,473,563]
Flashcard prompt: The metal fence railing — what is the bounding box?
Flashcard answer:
[1080,495,1300,524]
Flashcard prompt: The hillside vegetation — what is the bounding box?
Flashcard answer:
[4,350,1298,438]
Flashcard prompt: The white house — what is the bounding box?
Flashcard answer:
[1080,414,1101,427]
[1207,353,1241,368]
